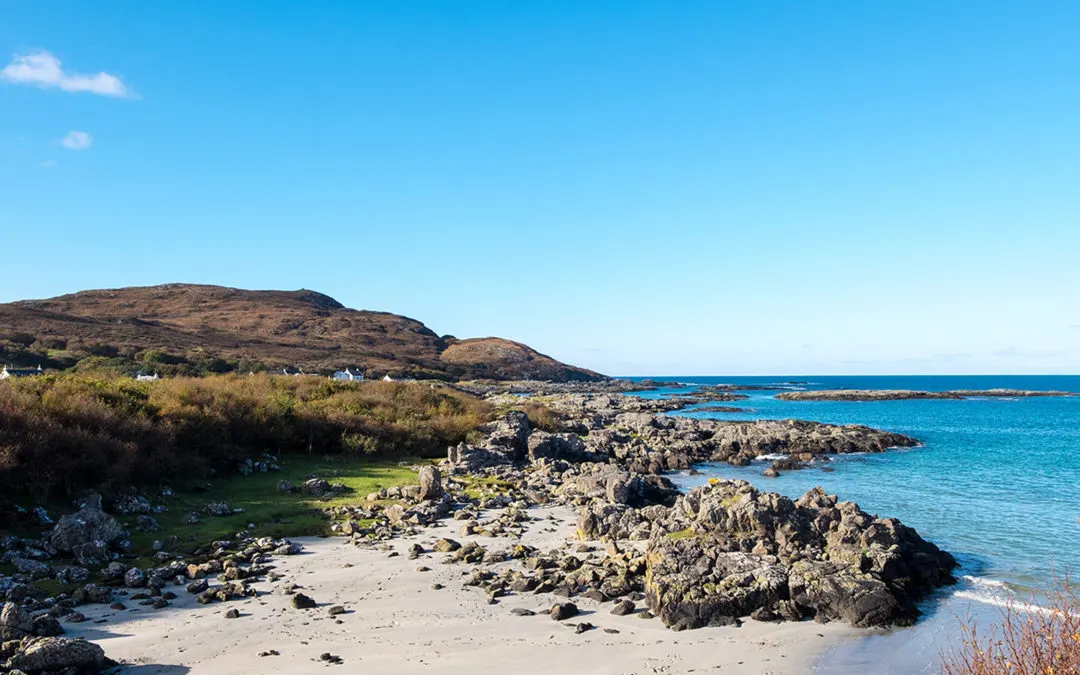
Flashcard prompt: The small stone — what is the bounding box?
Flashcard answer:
[550,602,578,621]
[574,622,595,634]
[328,605,346,616]
[291,593,316,610]
[224,609,240,619]
[433,538,461,553]
[610,600,635,616]
[510,608,536,616]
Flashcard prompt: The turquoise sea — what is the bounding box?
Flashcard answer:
[627,375,1080,674]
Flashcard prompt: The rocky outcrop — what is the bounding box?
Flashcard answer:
[584,414,918,474]
[478,410,531,459]
[642,480,956,630]
[445,410,538,473]
[777,389,1076,401]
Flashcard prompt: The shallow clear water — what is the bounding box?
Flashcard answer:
[628,375,1080,673]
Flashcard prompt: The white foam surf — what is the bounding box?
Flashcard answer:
[953,576,1055,615]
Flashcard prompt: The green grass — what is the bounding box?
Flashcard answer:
[124,454,419,556]
[457,475,515,500]
[666,527,697,540]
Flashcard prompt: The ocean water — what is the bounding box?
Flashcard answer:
[627,375,1080,674]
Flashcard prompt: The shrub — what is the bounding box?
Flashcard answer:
[0,374,492,502]
[941,578,1080,674]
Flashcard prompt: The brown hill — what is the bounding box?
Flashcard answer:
[0,284,604,381]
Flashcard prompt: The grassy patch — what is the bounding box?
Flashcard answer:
[125,454,419,556]
[666,527,697,540]
[457,475,515,500]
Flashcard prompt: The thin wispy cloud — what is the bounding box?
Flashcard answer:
[39,160,59,168]
[1,51,132,98]
[61,131,93,150]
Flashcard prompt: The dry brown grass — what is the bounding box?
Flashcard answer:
[942,579,1080,675]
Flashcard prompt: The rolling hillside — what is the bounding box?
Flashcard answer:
[0,284,603,381]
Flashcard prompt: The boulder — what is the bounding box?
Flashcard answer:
[611,600,636,616]
[301,478,331,496]
[48,508,125,554]
[124,568,146,588]
[418,465,444,501]
[71,541,110,567]
[112,495,152,515]
[204,502,233,517]
[3,636,107,673]
[291,593,316,609]
[446,442,515,472]
[433,538,461,553]
[10,557,50,577]
[31,615,64,637]
[479,410,531,459]
[1,602,33,638]
[528,431,589,463]
[99,562,127,582]
[135,515,160,533]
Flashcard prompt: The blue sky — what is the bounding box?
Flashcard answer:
[1,1,1078,375]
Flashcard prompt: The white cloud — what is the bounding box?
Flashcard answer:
[1,51,132,97]
[39,160,59,168]
[61,131,92,150]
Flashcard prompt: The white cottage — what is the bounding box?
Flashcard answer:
[331,368,365,382]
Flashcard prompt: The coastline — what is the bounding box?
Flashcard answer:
[65,506,860,674]
[3,379,1003,674]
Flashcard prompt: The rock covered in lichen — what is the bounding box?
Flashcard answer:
[642,480,956,629]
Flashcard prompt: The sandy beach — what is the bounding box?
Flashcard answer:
[64,505,858,675]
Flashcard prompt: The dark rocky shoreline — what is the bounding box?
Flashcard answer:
[777,388,1077,401]
[0,388,955,672]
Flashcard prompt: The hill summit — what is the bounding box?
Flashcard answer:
[0,284,603,381]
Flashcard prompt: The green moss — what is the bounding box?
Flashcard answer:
[667,528,697,540]
[31,578,80,597]
[720,494,743,508]
[457,475,514,501]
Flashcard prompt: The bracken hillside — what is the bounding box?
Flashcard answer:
[0,284,603,381]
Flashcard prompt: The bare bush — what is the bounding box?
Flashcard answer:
[942,578,1080,675]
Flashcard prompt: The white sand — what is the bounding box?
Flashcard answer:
[66,506,859,674]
